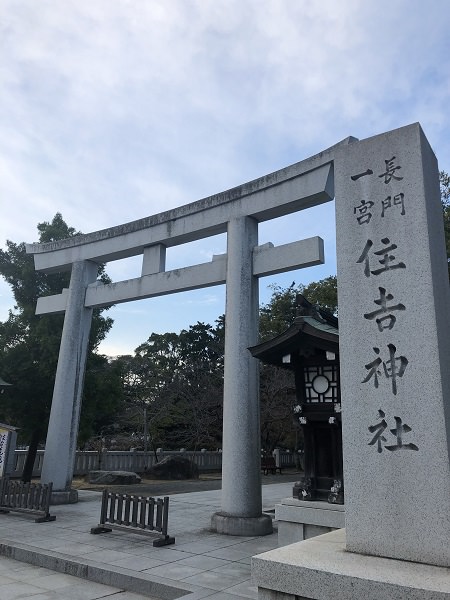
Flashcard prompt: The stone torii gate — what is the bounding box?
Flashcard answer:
[27,124,450,552]
[26,138,345,535]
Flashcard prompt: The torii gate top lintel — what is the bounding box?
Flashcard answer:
[25,135,357,274]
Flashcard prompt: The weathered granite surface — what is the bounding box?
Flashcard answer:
[275,498,344,545]
[335,123,450,566]
[253,529,450,600]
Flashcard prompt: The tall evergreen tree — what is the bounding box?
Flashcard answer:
[259,276,338,341]
[112,319,225,450]
[0,214,122,465]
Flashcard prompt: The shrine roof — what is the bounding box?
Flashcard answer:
[301,316,338,336]
[249,314,339,367]
[0,422,19,431]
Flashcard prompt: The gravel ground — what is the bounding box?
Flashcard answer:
[72,468,302,496]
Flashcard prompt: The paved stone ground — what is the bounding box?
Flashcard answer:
[0,555,151,599]
[0,473,300,599]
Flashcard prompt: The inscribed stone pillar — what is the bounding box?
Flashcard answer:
[40,260,98,500]
[335,123,450,566]
[212,216,272,535]
[0,424,17,477]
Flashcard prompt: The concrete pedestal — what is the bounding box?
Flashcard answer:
[211,512,273,536]
[253,529,450,600]
[276,498,344,546]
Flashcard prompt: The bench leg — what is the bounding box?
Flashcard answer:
[153,535,175,547]
[90,525,112,534]
[35,515,56,523]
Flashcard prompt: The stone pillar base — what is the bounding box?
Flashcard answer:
[253,529,450,599]
[211,512,273,536]
[50,489,79,505]
[276,498,345,546]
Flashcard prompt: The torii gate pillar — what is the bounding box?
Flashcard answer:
[212,217,272,535]
[40,260,98,503]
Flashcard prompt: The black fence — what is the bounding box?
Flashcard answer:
[91,490,175,546]
[0,477,55,523]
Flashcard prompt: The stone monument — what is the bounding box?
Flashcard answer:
[0,423,18,478]
[253,123,450,597]
[336,123,450,566]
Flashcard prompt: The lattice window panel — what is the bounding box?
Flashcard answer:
[304,364,339,403]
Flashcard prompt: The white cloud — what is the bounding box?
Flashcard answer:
[1,0,449,353]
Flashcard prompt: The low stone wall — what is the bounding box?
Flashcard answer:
[12,449,296,478]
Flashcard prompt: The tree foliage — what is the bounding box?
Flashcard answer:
[259,276,338,341]
[440,170,450,280]
[0,214,122,445]
[259,364,296,452]
[111,320,225,451]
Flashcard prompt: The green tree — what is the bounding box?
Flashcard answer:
[259,282,298,340]
[259,276,338,341]
[112,319,225,451]
[112,349,177,455]
[259,364,296,452]
[0,214,121,461]
[440,170,450,280]
[299,276,338,314]
[170,321,224,450]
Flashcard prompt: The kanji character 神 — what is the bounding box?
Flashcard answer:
[362,343,408,395]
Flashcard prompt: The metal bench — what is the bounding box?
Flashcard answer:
[0,477,56,523]
[91,490,175,546]
[261,456,282,475]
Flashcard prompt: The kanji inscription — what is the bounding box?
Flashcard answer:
[0,431,7,476]
[352,159,407,224]
[362,344,408,395]
[351,154,416,446]
[357,238,406,277]
[363,287,406,331]
[368,409,419,453]
[378,156,403,184]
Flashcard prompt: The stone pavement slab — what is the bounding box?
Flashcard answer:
[0,555,152,599]
[0,479,296,599]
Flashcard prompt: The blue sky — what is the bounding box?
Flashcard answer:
[1,0,449,356]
